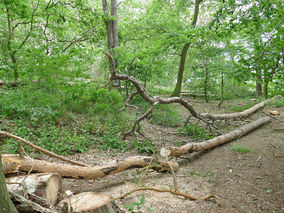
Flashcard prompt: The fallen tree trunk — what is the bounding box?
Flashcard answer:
[169,116,271,157]
[6,173,61,205]
[200,96,281,120]
[2,155,178,179]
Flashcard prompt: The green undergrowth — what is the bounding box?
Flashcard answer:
[267,97,284,107]
[131,95,183,127]
[232,144,254,153]
[0,83,156,155]
[178,124,215,140]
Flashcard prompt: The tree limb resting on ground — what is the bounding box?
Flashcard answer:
[200,96,281,120]
[114,187,217,201]
[0,131,88,167]
[2,154,178,179]
[168,116,272,157]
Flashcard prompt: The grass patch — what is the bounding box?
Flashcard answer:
[268,97,284,107]
[178,124,214,140]
[227,102,255,112]
[232,144,254,153]
[149,104,182,127]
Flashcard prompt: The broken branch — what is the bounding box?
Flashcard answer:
[0,131,88,167]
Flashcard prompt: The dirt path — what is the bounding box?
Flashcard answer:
[62,100,284,213]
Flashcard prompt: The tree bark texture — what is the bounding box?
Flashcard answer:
[203,62,209,102]
[169,116,271,157]
[0,153,18,213]
[102,0,119,50]
[2,155,178,179]
[256,70,263,97]
[9,191,55,213]
[200,95,281,120]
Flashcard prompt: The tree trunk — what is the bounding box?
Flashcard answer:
[203,62,209,102]
[102,0,120,87]
[263,79,269,99]
[2,155,178,179]
[169,116,271,157]
[0,153,18,213]
[171,0,201,97]
[218,72,224,107]
[172,43,190,97]
[256,70,263,96]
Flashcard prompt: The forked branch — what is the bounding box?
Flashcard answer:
[103,51,220,136]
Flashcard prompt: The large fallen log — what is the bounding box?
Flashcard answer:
[200,96,281,120]
[168,116,272,157]
[6,173,61,205]
[2,155,178,179]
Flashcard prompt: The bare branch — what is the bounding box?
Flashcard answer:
[0,131,89,167]
[119,91,139,112]
[16,0,40,51]
[123,102,159,139]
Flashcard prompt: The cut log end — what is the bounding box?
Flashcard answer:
[7,173,62,205]
[59,192,121,213]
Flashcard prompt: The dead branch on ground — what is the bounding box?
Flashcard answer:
[2,154,178,179]
[114,187,216,201]
[0,131,88,167]
[200,96,281,120]
[168,116,271,157]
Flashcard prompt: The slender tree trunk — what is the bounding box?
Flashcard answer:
[171,0,202,97]
[218,72,224,107]
[102,0,120,87]
[111,0,119,48]
[172,43,190,97]
[263,79,269,99]
[0,153,18,213]
[203,62,209,102]
[262,48,282,99]
[5,6,18,81]
[256,70,263,96]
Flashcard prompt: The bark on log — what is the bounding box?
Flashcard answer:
[9,191,56,213]
[169,116,272,157]
[59,192,121,213]
[6,173,61,205]
[200,96,281,120]
[2,155,178,179]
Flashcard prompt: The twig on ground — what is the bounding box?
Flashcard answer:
[114,187,217,201]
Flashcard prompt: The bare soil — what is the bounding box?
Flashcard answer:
[61,99,284,213]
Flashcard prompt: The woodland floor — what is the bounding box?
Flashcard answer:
[49,98,283,213]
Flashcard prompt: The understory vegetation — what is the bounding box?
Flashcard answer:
[1,82,282,156]
[0,0,283,155]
